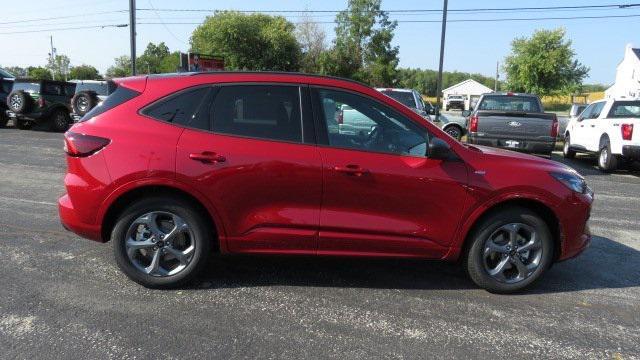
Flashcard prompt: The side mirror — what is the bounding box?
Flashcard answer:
[428,137,453,160]
[461,110,471,117]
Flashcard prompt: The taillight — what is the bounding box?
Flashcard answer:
[622,124,634,140]
[64,132,110,157]
[337,111,343,125]
[38,97,45,107]
[469,115,479,132]
[551,114,559,138]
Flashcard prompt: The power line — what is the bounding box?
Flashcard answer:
[0,24,128,35]
[0,10,128,25]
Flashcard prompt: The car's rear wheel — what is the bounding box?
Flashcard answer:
[563,135,576,159]
[464,207,553,293]
[444,125,463,140]
[112,197,212,288]
[50,109,71,132]
[598,138,618,172]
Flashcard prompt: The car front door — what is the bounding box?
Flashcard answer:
[581,101,606,151]
[174,84,322,254]
[312,87,469,258]
[571,103,594,147]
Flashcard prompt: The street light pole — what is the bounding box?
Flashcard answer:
[435,0,448,121]
[129,0,136,75]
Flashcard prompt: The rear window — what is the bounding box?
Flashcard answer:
[478,95,541,112]
[380,90,417,108]
[79,84,140,122]
[608,101,640,118]
[76,82,111,96]
[12,82,40,93]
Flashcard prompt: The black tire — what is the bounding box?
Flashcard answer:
[49,109,71,132]
[597,137,618,172]
[444,125,463,140]
[72,91,98,116]
[6,91,33,114]
[562,135,576,159]
[16,119,32,130]
[112,196,212,289]
[0,110,7,128]
[464,206,554,294]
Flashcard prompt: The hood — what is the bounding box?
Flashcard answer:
[465,144,576,173]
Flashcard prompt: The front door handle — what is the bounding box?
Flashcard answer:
[189,151,226,164]
[333,164,369,176]
[590,125,595,128]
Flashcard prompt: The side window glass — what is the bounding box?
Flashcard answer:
[316,88,428,157]
[143,87,211,129]
[591,103,605,119]
[212,85,302,143]
[580,104,594,120]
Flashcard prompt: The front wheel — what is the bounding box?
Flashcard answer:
[563,135,575,159]
[50,109,71,132]
[112,197,212,288]
[464,207,553,293]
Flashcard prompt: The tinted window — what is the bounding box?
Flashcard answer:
[80,85,140,122]
[589,102,606,119]
[478,95,541,112]
[316,88,428,157]
[76,82,110,96]
[379,90,417,108]
[212,85,302,143]
[13,82,40,93]
[143,87,211,129]
[608,101,640,118]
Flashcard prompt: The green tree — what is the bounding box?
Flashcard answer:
[46,54,71,80]
[3,66,26,77]
[296,15,327,74]
[190,11,301,71]
[321,0,399,86]
[27,66,52,80]
[504,28,589,96]
[69,64,101,80]
[159,51,181,73]
[106,55,131,78]
[138,42,170,74]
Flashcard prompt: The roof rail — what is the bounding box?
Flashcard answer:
[188,70,372,88]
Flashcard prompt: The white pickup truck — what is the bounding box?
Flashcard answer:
[563,98,639,171]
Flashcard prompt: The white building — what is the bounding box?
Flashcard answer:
[442,79,493,110]
[605,44,640,99]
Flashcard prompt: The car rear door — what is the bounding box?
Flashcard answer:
[311,87,468,258]
[174,84,323,254]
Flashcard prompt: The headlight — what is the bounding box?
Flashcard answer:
[550,172,587,193]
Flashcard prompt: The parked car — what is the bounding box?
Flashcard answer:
[376,88,433,117]
[6,79,76,131]
[445,94,465,111]
[70,80,115,121]
[558,103,588,140]
[0,78,13,128]
[563,98,640,171]
[465,93,558,156]
[59,72,592,294]
[431,113,468,140]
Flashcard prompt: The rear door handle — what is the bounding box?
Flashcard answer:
[189,151,226,164]
[333,164,369,176]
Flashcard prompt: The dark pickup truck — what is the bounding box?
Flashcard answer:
[465,93,558,155]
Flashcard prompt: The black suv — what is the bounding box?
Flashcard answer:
[6,79,76,131]
[70,80,114,121]
[0,78,14,128]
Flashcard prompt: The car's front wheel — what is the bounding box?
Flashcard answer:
[112,196,212,288]
[50,109,71,132]
[465,207,553,293]
[563,135,576,159]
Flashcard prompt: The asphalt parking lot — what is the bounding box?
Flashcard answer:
[1,127,639,359]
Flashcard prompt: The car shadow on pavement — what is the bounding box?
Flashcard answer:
[193,234,640,294]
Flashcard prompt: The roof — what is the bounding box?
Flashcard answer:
[375,88,413,93]
[442,78,493,94]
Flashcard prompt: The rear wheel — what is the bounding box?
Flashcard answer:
[50,109,71,132]
[112,196,212,288]
[563,135,576,159]
[597,138,618,172]
[444,125,463,140]
[464,207,553,293]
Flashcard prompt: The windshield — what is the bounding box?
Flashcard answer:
[608,101,640,118]
[380,90,417,108]
[478,95,541,112]
[12,82,40,93]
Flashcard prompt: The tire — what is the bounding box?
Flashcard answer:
[464,206,554,293]
[112,196,212,289]
[562,135,576,159]
[0,110,7,128]
[444,125,463,140]
[597,137,618,172]
[7,91,33,114]
[72,91,98,116]
[50,109,71,132]
[16,119,32,130]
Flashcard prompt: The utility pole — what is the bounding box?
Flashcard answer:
[129,0,136,75]
[494,61,499,92]
[49,36,56,80]
[435,0,448,121]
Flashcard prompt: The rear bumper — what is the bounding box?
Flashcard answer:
[468,134,555,154]
[58,194,102,242]
[622,145,640,160]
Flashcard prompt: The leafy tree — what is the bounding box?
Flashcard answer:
[396,68,498,96]
[159,51,181,73]
[296,15,327,74]
[504,28,589,96]
[138,42,170,74]
[106,55,131,78]
[320,0,399,86]
[190,11,301,71]
[27,66,53,80]
[69,64,101,80]
[46,54,71,80]
[3,66,26,77]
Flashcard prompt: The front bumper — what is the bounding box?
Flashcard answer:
[468,134,556,154]
[557,191,593,261]
[622,145,640,160]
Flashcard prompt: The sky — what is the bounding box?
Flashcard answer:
[1,0,639,84]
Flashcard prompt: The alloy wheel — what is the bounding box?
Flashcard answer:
[482,223,542,284]
[78,97,89,112]
[10,94,22,110]
[125,211,195,277]
[599,148,608,168]
[445,127,461,140]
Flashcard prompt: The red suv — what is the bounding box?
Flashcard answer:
[59,73,592,293]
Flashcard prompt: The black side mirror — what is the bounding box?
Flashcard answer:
[428,137,453,160]
[461,110,471,117]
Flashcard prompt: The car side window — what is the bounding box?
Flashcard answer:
[211,85,302,143]
[590,102,605,119]
[315,88,428,157]
[142,87,211,130]
[579,104,595,120]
